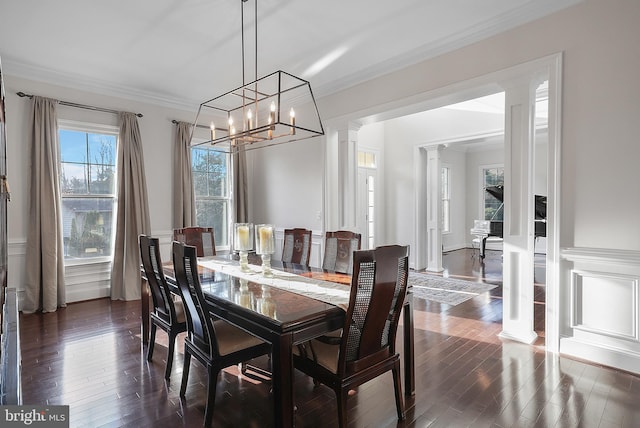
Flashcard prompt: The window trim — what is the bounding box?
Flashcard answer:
[442,164,451,234]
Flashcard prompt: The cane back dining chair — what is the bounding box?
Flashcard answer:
[282,228,312,266]
[294,244,410,428]
[322,230,362,274]
[172,241,271,428]
[139,235,187,380]
[173,226,216,257]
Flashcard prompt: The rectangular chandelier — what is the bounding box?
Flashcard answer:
[191,69,324,153]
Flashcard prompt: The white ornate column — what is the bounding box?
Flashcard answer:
[337,123,361,230]
[426,146,443,272]
[500,78,539,344]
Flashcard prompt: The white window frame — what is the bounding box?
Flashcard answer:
[442,165,451,234]
[58,120,119,267]
[190,142,232,251]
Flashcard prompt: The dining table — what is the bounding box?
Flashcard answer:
[140,254,415,428]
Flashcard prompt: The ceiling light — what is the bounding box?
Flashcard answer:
[191,0,324,153]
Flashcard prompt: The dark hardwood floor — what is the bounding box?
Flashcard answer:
[20,249,640,427]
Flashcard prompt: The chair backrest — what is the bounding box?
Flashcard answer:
[338,245,409,376]
[172,241,220,358]
[139,235,179,323]
[282,228,312,266]
[173,227,216,257]
[322,230,362,274]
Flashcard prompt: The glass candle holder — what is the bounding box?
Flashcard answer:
[255,224,275,277]
[234,223,254,272]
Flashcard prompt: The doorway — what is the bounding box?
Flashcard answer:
[343,54,562,350]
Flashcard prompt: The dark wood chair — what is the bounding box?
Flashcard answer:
[139,235,187,380]
[173,227,216,257]
[322,230,362,274]
[282,228,312,266]
[172,241,271,428]
[294,245,409,428]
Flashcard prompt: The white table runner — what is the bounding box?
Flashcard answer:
[198,257,350,310]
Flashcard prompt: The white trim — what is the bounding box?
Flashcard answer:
[58,119,119,135]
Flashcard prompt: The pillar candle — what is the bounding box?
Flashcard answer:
[258,225,274,254]
[236,225,251,250]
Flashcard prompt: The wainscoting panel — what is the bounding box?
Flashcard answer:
[571,270,637,341]
[561,247,640,374]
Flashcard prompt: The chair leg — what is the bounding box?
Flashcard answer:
[180,351,191,398]
[392,361,406,421]
[203,366,218,428]
[335,387,349,428]
[165,331,176,380]
[147,323,157,361]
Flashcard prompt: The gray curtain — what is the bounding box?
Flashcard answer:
[173,121,195,228]
[110,112,150,300]
[23,96,66,313]
[233,145,248,223]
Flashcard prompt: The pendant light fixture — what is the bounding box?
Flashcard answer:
[191,0,324,153]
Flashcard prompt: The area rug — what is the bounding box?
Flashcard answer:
[408,272,497,306]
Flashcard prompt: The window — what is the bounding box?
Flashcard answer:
[192,147,230,248]
[358,150,377,249]
[358,151,376,168]
[442,166,450,233]
[483,166,504,220]
[59,123,117,261]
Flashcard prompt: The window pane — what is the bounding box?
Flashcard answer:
[60,162,88,194]
[193,171,209,197]
[196,199,228,247]
[87,134,116,166]
[59,130,88,163]
[483,167,504,220]
[62,198,114,258]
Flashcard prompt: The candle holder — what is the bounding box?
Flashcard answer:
[255,224,275,277]
[234,223,254,272]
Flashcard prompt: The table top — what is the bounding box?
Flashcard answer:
[163,256,348,335]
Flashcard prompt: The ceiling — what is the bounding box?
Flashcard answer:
[0,0,580,110]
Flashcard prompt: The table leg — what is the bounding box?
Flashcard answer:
[271,334,295,428]
[141,277,149,344]
[403,294,415,396]
[481,237,487,259]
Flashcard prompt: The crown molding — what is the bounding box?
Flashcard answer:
[3,58,198,112]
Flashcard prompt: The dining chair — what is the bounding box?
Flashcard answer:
[321,230,362,274]
[139,235,187,380]
[281,228,312,266]
[172,241,271,428]
[294,244,410,428]
[173,226,216,257]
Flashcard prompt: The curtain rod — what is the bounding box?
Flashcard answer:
[171,119,228,132]
[16,91,143,118]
